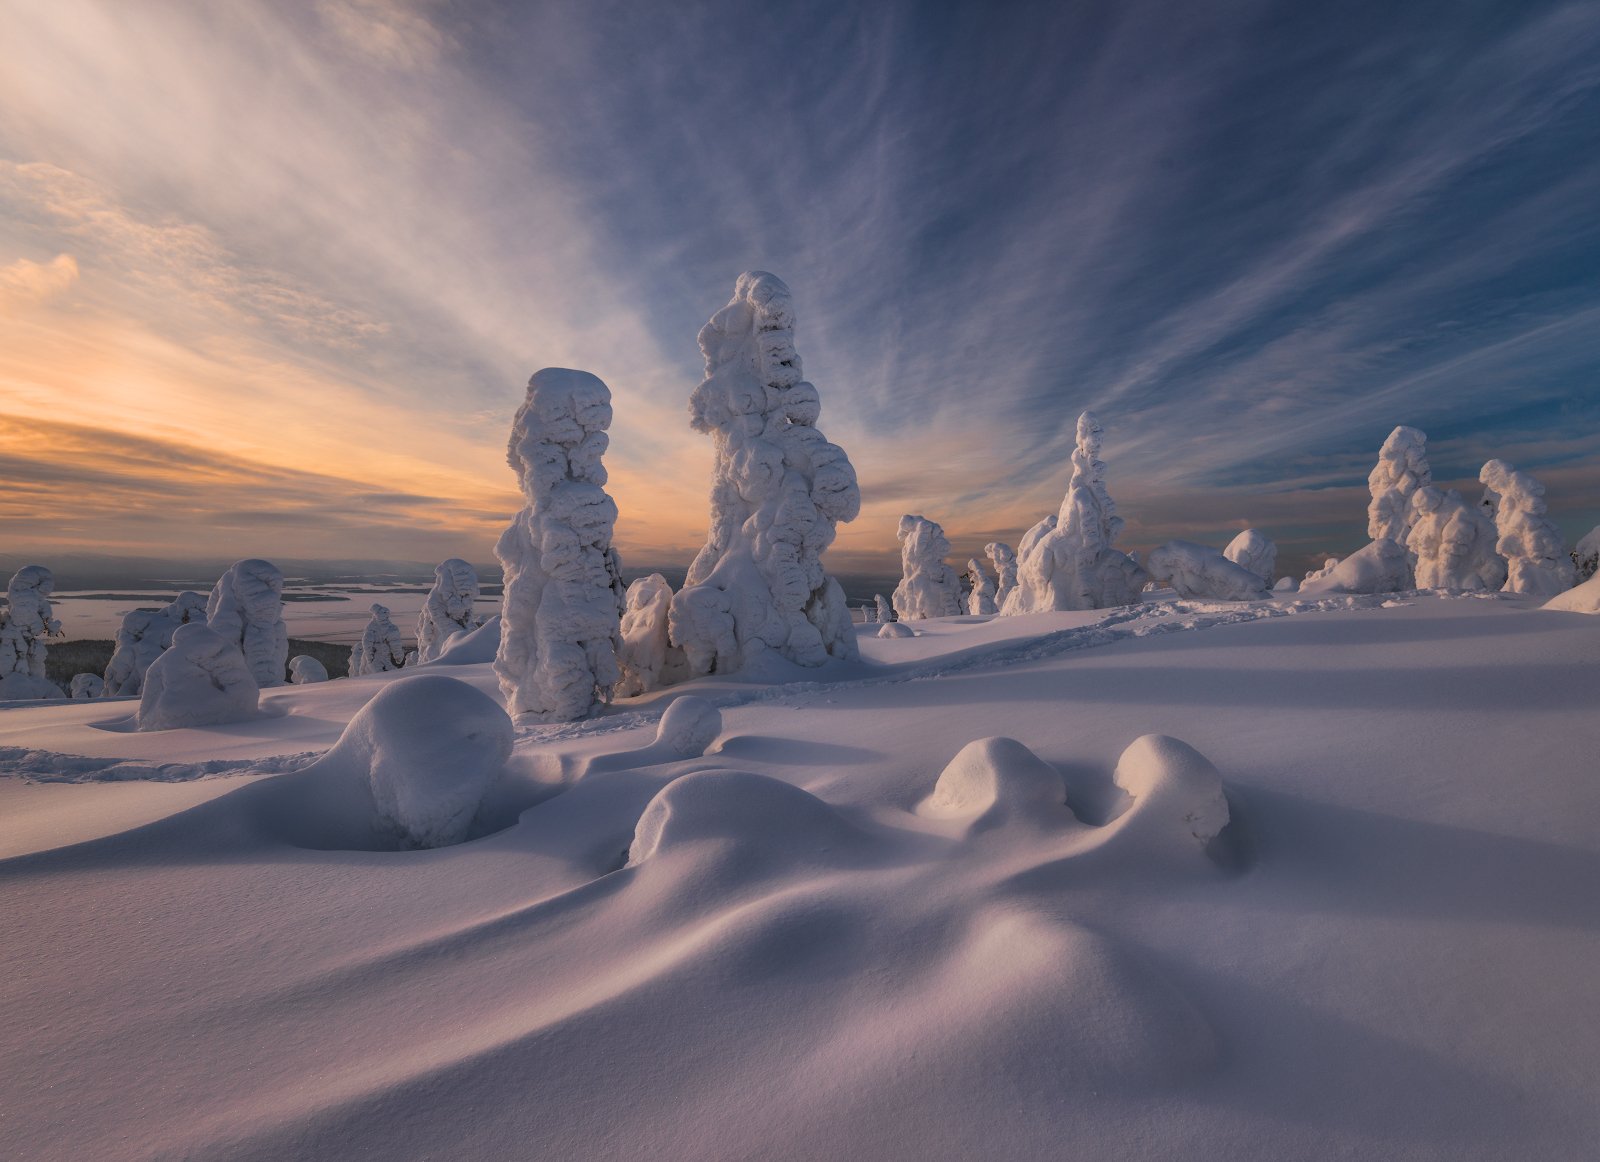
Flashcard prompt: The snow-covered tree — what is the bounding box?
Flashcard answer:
[1368,426,1431,548]
[1569,525,1599,583]
[1146,541,1270,601]
[1299,538,1411,595]
[69,673,104,699]
[206,559,288,687]
[0,565,60,688]
[495,367,623,722]
[416,558,484,663]
[1223,529,1277,585]
[892,515,962,620]
[1479,459,1575,597]
[104,591,208,697]
[874,594,895,624]
[965,559,997,615]
[616,574,689,698]
[350,604,407,676]
[288,655,329,684]
[137,623,259,731]
[1407,487,1507,591]
[984,542,1018,609]
[1004,413,1146,613]
[668,272,861,676]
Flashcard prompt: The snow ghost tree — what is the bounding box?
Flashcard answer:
[70,673,104,699]
[616,574,689,698]
[965,559,997,615]
[1367,426,1432,548]
[1407,487,1507,591]
[1004,413,1147,613]
[288,655,329,684]
[137,623,259,731]
[0,565,60,688]
[1479,459,1576,597]
[668,272,861,677]
[984,542,1018,609]
[350,604,407,676]
[892,515,962,620]
[1223,529,1277,586]
[495,367,623,722]
[206,559,288,687]
[416,558,484,663]
[874,594,895,623]
[104,591,209,697]
[1146,541,1270,601]
[1574,526,1600,583]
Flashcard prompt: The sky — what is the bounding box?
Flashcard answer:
[2,0,1598,579]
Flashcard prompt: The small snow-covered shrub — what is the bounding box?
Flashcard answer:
[69,673,104,699]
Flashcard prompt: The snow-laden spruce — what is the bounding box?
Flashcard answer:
[1146,541,1269,601]
[1223,529,1277,586]
[136,623,258,731]
[495,367,624,722]
[1004,413,1147,613]
[1367,426,1431,549]
[103,591,208,697]
[0,565,63,699]
[892,515,962,620]
[1407,487,1506,591]
[965,559,998,615]
[415,558,484,664]
[616,574,688,698]
[206,559,288,687]
[288,655,329,684]
[1573,526,1600,582]
[873,594,895,624]
[984,542,1018,609]
[349,604,406,676]
[1479,459,1575,597]
[668,272,860,676]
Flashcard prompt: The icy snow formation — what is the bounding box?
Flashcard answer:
[893,515,962,621]
[874,594,895,623]
[653,695,723,758]
[0,565,60,686]
[668,272,861,677]
[1146,541,1270,601]
[1004,413,1147,613]
[288,655,329,684]
[69,673,104,699]
[104,591,208,697]
[205,559,287,687]
[1573,526,1600,583]
[1299,539,1410,596]
[1367,426,1432,549]
[349,604,406,677]
[416,559,484,663]
[1407,487,1507,591]
[495,368,623,722]
[966,559,998,615]
[985,542,1018,609]
[616,574,688,698]
[136,623,259,731]
[920,737,1074,833]
[1479,460,1576,597]
[1223,529,1277,585]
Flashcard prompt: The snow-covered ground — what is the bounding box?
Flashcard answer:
[3,592,1598,1159]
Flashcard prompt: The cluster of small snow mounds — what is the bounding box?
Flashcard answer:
[416,558,484,663]
[495,368,624,722]
[892,515,962,620]
[1479,460,1576,597]
[206,559,288,687]
[1408,487,1505,591]
[137,623,259,731]
[616,574,687,698]
[1146,541,1268,601]
[965,559,998,615]
[1005,413,1146,613]
[0,566,62,700]
[668,272,860,677]
[104,591,208,696]
[349,604,406,676]
[1223,529,1276,586]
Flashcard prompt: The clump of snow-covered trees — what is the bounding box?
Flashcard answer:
[668,272,860,677]
[893,515,962,620]
[104,591,208,696]
[0,565,63,700]
[416,558,484,663]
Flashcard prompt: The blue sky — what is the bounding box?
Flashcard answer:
[1,0,1596,575]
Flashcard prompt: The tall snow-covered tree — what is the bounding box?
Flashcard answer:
[1479,459,1575,597]
[892,515,962,620]
[984,542,1018,608]
[416,558,484,663]
[1367,426,1431,548]
[0,565,62,699]
[206,559,288,687]
[965,558,997,615]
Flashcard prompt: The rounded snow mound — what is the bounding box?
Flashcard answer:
[1112,734,1230,846]
[1541,572,1600,614]
[919,736,1074,831]
[0,673,64,701]
[137,623,259,731]
[877,621,915,639]
[653,696,722,758]
[628,770,864,867]
[330,675,514,848]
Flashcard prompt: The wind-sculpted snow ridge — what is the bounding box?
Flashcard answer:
[1224,529,1277,585]
[137,624,259,731]
[1574,526,1600,583]
[416,559,485,663]
[206,559,288,687]
[496,368,624,722]
[1479,459,1576,597]
[986,542,1018,608]
[1005,412,1147,613]
[892,515,962,620]
[1147,541,1270,601]
[0,565,63,700]
[104,591,208,697]
[616,574,687,697]
[966,559,998,615]
[669,272,861,676]
[1367,425,1431,549]
[349,603,406,676]
[1407,487,1506,591]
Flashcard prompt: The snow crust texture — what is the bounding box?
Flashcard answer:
[206,559,288,687]
[495,368,624,722]
[1223,529,1277,585]
[1147,541,1270,601]
[1479,459,1576,597]
[417,559,485,663]
[892,515,962,620]
[136,623,259,731]
[1408,487,1506,591]
[349,603,407,676]
[669,272,860,676]
[1005,413,1147,613]
[0,565,60,695]
[104,591,208,697]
